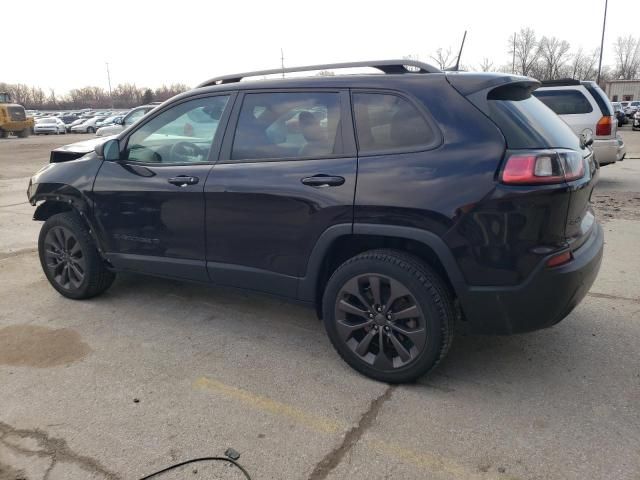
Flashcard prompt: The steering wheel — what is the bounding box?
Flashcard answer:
[169,141,203,163]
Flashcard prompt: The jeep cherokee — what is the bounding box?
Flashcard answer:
[27,60,603,383]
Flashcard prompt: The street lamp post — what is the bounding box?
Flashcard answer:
[106,62,113,108]
[596,0,608,85]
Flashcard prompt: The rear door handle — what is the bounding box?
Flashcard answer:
[168,175,199,187]
[301,175,345,187]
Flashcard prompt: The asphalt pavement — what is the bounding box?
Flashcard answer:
[0,130,638,480]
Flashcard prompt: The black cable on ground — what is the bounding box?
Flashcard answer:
[138,456,252,480]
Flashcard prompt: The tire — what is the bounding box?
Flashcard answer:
[322,249,455,383]
[38,212,115,299]
[17,128,30,138]
[87,127,95,133]
[0,129,8,139]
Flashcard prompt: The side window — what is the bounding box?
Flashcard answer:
[231,92,342,160]
[125,96,229,164]
[532,90,593,115]
[352,93,435,153]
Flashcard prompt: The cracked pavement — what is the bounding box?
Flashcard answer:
[0,131,639,479]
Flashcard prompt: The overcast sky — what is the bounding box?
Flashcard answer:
[5,0,638,93]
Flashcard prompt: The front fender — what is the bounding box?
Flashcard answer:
[27,155,107,253]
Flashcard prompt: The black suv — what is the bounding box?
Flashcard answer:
[27,60,603,383]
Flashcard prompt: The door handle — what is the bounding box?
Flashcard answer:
[301,175,345,187]
[168,176,199,187]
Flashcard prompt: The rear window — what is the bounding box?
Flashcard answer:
[352,93,436,153]
[582,83,613,116]
[532,89,593,115]
[487,91,581,150]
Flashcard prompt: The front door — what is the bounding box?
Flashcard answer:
[92,94,232,281]
[204,90,357,297]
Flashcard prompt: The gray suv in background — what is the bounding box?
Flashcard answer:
[534,79,617,166]
[96,103,161,136]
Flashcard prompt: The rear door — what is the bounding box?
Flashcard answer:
[204,89,357,297]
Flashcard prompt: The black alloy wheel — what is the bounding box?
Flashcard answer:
[43,226,86,290]
[38,212,115,299]
[322,250,455,383]
[334,273,427,369]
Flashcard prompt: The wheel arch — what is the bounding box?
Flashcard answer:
[32,194,107,255]
[299,223,468,318]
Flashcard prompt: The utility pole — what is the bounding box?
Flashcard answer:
[105,62,113,108]
[596,0,608,85]
[280,48,285,78]
[512,32,517,74]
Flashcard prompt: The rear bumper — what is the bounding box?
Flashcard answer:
[592,139,618,165]
[460,222,604,334]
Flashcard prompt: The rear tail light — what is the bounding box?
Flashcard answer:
[595,116,612,136]
[501,151,585,185]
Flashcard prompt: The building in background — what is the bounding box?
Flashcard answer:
[606,80,640,101]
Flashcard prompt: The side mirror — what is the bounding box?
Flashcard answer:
[114,117,123,125]
[95,139,120,161]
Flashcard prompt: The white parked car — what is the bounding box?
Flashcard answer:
[623,101,640,117]
[96,104,158,136]
[66,118,86,132]
[34,117,66,135]
[70,116,106,134]
[533,80,618,166]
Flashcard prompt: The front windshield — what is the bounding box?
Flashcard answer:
[41,118,56,124]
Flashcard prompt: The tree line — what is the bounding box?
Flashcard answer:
[425,31,640,84]
[0,82,190,110]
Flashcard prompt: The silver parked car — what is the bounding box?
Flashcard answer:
[33,117,66,135]
[70,116,107,134]
[533,80,618,166]
[96,104,159,136]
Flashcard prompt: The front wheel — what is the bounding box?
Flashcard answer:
[17,128,30,138]
[322,249,455,383]
[87,127,95,133]
[38,212,115,299]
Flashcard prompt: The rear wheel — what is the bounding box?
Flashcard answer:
[17,128,30,138]
[87,127,95,133]
[0,129,8,139]
[322,249,455,383]
[38,212,115,299]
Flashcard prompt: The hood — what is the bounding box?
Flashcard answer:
[49,135,117,163]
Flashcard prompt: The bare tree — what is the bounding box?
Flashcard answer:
[613,35,640,79]
[30,87,45,108]
[48,89,58,109]
[430,48,454,70]
[570,48,599,80]
[478,58,494,72]
[509,28,540,77]
[537,36,571,80]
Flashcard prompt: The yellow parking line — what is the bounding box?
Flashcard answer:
[194,376,519,480]
[193,376,343,435]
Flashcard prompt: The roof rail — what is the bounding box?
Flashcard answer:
[197,59,441,87]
